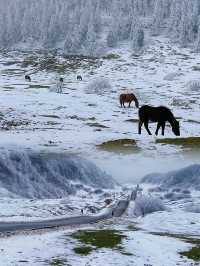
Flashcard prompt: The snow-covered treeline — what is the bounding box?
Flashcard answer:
[0,0,200,55]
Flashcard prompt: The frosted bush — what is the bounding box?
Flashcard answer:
[142,164,200,191]
[185,203,200,213]
[84,78,112,95]
[164,72,179,81]
[134,195,165,217]
[187,80,200,91]
[164,192,191,201]
[182,189,191,194]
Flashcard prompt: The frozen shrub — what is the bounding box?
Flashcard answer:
[182,189,191,194]
[164,192,191,201]
[84,78,112,95]
[142,165,200,191]
[148,186,166,193]
[94,189,103,194]
[185,204,200,213]
[187,80,200,91]
[134,195,165,217]
[107,29,118,48]
[172,188,181,193]
[164,72,179,81]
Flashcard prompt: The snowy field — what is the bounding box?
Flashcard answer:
[0,37,200,181]
[0,37,200,265]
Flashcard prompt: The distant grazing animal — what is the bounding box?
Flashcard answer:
[120,93,139,108]
[57,77,64,93]
[25,75,31,82]
[77,75,82,81]
[138,105,180,136]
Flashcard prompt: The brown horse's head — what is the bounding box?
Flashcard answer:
[172,120,180,136]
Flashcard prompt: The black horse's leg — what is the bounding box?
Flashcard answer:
[138,120,143,134]
[144,120,152,135]
[161,122,166,136]
[155,122,161,136]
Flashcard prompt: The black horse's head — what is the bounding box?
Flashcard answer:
[172,120,180,136]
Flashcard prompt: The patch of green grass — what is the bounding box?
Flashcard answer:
[3,86,15,90]
[29,84,50,89]
[40,114,60,119]
[180,246,200,261]
[120,251,134,256]
[49,258,66,266]
[192,66,200,71]
[127,224,139,231]
[125,118,139,123]
[88,117,96,121]
[156,137,200,149]
[97,139,140,154]
[71,229,125,250]
[86,122,109,128]
[2,69,25,75]
[103,53,121,60]
[21,56,39,68]
[73,246,94,256]
[186,119,200,124]
[151,232,200,244]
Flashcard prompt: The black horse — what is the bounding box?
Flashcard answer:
[77,75,82,81]
[138,105,180,136]
[25,75,31,82]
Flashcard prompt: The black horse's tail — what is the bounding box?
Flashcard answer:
[134,95,139,109]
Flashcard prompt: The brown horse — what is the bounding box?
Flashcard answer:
[138,105,180,136]
[120,93,139,108]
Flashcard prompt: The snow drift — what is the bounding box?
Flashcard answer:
[0,150,116,199]
[141,164,200,190]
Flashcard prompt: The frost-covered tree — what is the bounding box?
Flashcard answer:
[152,0,171,35]
[130,17,144,51]
[134,195,166,217]
[195,26,200,52]
[1,0,200,54]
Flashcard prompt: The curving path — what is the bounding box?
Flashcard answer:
[0,199,129,233]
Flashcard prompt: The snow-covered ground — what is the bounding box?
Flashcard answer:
[0,38,200,182]
[1,37,200,265]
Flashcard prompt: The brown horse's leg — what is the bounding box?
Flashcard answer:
[138,120,143,134]
[128,101,131,108]
[120,98,123,108]
[155,122,161,136]
[123,101,125,108]
[144,120,152,135]
[161,122,166,136]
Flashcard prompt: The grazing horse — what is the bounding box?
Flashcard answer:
[120,93,139,108]
[77,75,82,81]
[57,77,64,93]
[138,105,180,136]
[25,75,31,82]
